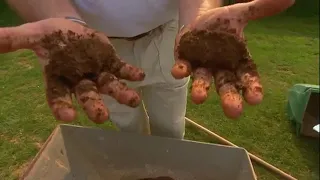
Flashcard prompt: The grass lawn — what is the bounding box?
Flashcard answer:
[0,2,319,180]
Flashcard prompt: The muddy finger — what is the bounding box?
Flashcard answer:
[74,79,109,124]
[214,70,243,119]
[97,72,141,107]
[171,59,192,79]
[106,58,145,81]
[45,75,76,122]
[118,60,145,81]
[236,58,263,105]
[191,67,213,104]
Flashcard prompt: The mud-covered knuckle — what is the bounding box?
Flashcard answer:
[78,91,100,106]
[118,63,146,81]
[49,97,73,114]
[75,79,98,95]
[236,58,259,81]
[107,59,126,77]
[213,71,237,92]
[44,74,74,122]
[97,72,141,107]
[193,68,212,87]
[97,72,115,85]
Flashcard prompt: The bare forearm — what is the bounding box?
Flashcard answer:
[248,0,295,20]
[5,0,81,22]
[228,0,295,21]
[179,0,223,26]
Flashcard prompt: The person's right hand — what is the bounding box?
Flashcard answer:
[0,18,146,124]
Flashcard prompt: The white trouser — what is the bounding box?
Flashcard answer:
[104,18,189,139]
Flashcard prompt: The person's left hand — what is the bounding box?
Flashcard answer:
[172,0,295,119]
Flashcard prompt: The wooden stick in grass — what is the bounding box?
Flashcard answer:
[185,117,298,180]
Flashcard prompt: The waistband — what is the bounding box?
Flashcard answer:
[109,25,164,41]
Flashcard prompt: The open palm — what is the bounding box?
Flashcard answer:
[0,18,145,123]
[172,0,295,118]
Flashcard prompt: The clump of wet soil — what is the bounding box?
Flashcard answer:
[177,28,250,71]
[41,30,124,88]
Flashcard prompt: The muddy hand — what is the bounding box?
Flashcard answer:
[0,18,145,123]
[172,0,295,119]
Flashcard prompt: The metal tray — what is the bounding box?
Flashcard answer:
[22,124,256,180]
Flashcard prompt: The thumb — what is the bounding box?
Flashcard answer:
[229,0,295,22]
[0,22,43,53]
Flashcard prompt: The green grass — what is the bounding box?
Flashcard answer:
[0,2,319,180]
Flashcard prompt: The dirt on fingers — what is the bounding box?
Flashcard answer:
[41,30,145,122]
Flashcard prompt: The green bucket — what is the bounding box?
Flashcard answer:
[287,84,319,138]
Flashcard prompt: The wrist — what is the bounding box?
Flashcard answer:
[179,0,222,27]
